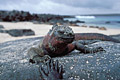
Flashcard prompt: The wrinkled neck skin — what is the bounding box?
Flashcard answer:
[43,34,69,54]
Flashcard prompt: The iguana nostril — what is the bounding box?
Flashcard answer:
[69,33,73,36]
[68,32,74,36]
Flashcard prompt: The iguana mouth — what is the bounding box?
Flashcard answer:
[58,34,75,38]
[57,36,74,43]
[57,31,75,41]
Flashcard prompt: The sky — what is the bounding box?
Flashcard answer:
[0,0,120,15]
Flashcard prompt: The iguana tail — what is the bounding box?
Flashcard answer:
[75,33,120,43]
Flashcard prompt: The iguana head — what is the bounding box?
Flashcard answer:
[49,24,75,43]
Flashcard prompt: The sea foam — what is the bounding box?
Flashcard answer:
[75,16,95,19]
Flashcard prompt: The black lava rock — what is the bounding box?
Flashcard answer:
[0,37,120,80]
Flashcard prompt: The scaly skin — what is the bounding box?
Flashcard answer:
[28,24,120,63]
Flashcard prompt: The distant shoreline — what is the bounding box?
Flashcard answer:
[65,15,120,29]
[1,10,120,29]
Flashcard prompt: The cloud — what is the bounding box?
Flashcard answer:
[51,0,120,9]
[0,0,120,15]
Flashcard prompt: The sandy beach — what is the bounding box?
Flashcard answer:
[0,22,120,43]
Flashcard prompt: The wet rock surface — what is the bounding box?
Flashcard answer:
[7,29,35,37]
[0,37,120,80]
[0,29,35,37]
[110,34,120,41]
[0,25,4,29]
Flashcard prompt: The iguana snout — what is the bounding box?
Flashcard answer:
[57,25,74,36]
[56,25,75,43]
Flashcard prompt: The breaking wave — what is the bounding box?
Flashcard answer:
[75,16,95,19]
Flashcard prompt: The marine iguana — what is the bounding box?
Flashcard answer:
[28,24,120,63]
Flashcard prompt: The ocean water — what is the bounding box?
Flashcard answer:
[64,15,120,29]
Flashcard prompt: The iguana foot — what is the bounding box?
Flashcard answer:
[83,46,105,54]
[29,55,51,64]
[39,59,64,80]
[89,47,105,53]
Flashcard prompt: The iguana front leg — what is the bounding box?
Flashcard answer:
[74,41,105,53]
[28,47,51,64]
[67,41,105,54]
[39,59,64,80]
